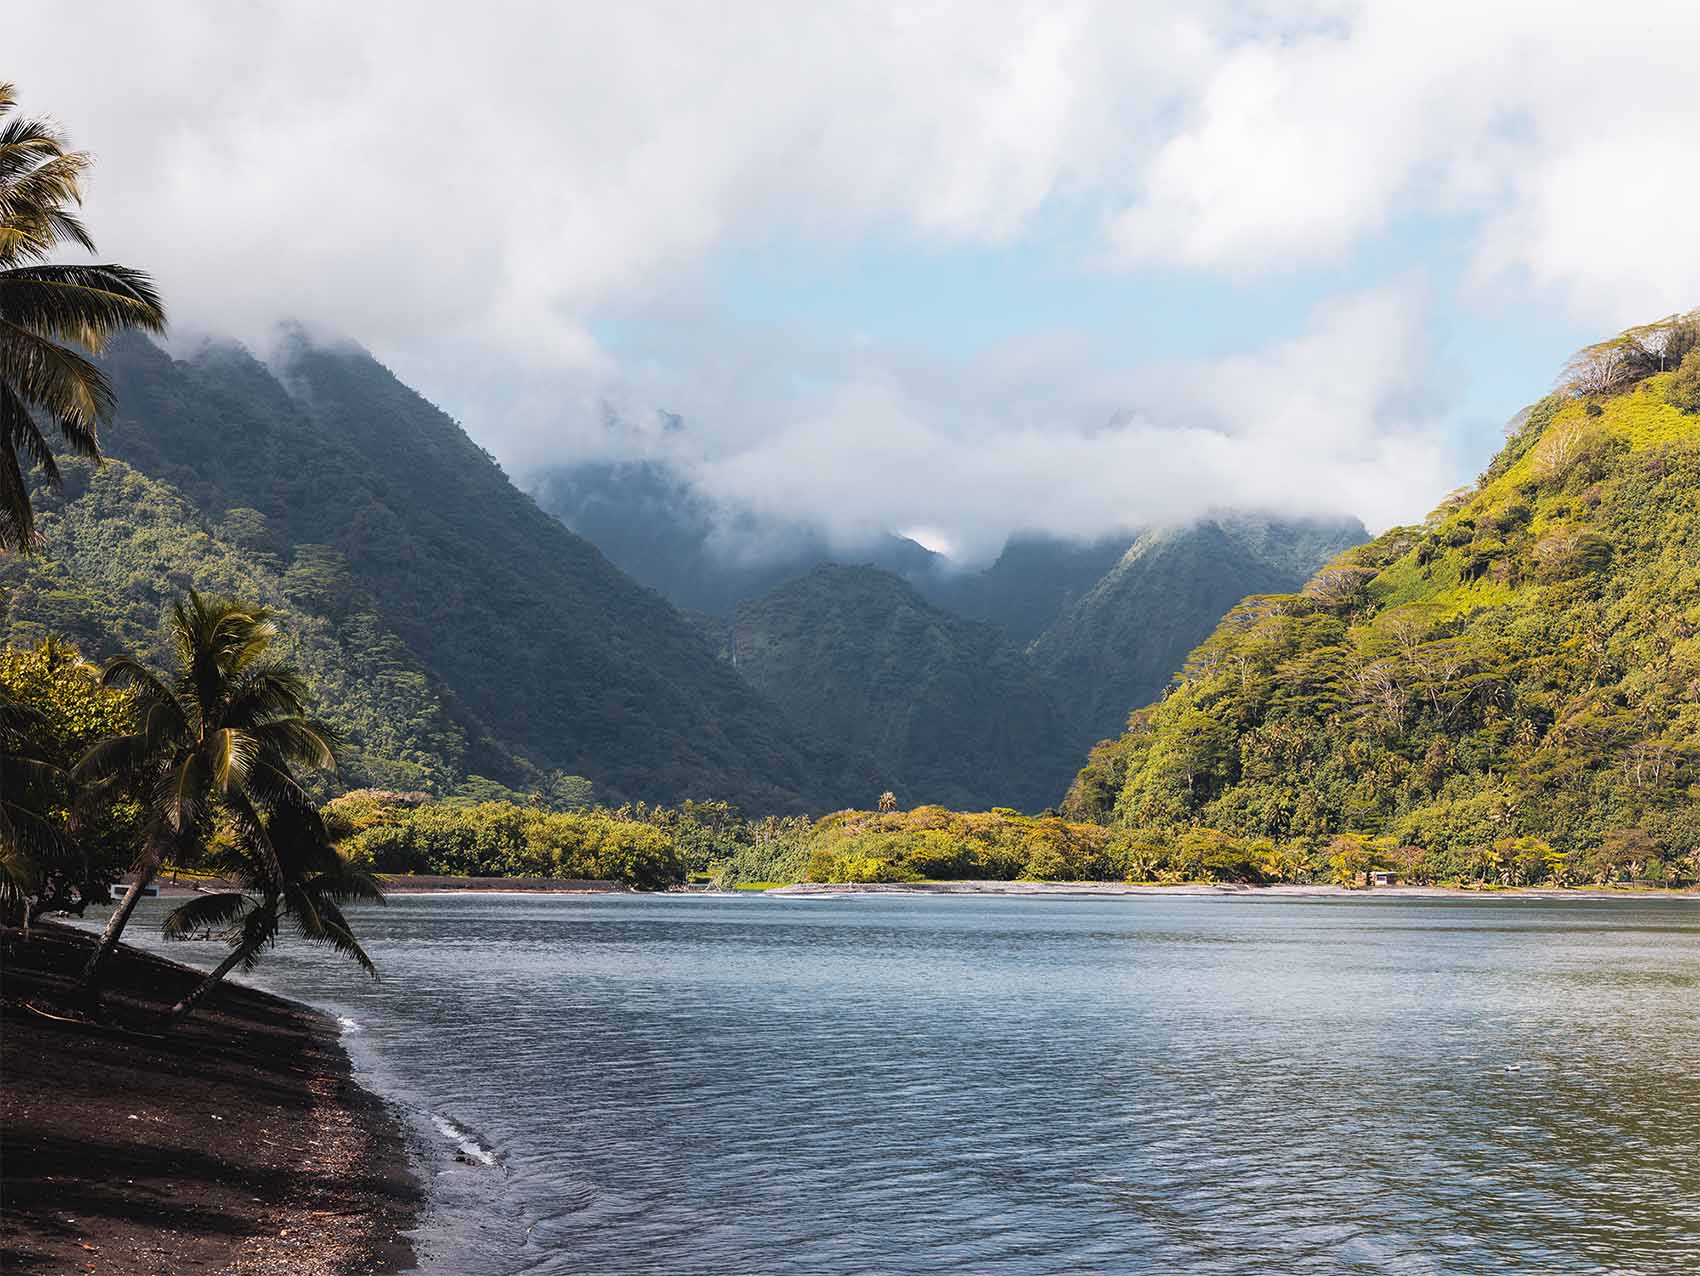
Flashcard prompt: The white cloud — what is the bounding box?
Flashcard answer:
[11,2,1698,561]
[662,283,1456,561]
[1107,1,1700,320]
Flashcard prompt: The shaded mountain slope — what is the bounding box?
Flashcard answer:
[4,334,869,810]
[719,565,1079,810]
[913,533,1136,645]
[1031,515,1366,748]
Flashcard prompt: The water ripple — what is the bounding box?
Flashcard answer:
[114,892,1700,1275]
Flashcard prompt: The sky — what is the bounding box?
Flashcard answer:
[14,2,1700,563]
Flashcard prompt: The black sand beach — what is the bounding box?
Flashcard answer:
[1,923,419,1275]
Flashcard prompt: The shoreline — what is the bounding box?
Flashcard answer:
[1,922,421,1275]
[144,872,624,898]
[765,880,1700,900]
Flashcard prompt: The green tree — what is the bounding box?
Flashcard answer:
[1669,346,1700,414]
[0,82,166,551]
[1327,833,1394,889]
[74,594,336,998]
[0,638,138,923]
[159,800,381,1023]
[0,687,62,924]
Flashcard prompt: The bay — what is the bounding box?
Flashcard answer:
[113,891,1700,1275]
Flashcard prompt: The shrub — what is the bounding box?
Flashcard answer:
[1669,347,1700,414]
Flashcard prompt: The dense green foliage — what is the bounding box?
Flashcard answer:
[714,565,1078,810]
[1030,516,1366,750]
[2,333,872,809]
[4,458,478,794]
[797,806,1117,882]
[1069,325,1700,884]
[0,638,139,920]
[325,790,688,889]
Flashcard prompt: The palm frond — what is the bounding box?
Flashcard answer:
[99,656,177,709]
[161,890,252,940]
[220,664,313,727]
[0,264,166,349]
[285,886,377,976]
[71,730,152,784]
[0,436,35,550]
[248,716,338,772]
[0,87,96,267]
[156,752,210,835]
[1,381,50,550]
[309,861,386,904]
[220,785,281,887]
[207,726,259,790]
[0,318,112,452]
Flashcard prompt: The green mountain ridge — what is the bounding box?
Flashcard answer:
[2,334,870,810]
[1031,515,1367,749]
[1068,330,1700,870]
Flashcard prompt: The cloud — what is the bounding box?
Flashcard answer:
[1106,1,1700,321]
[12,2,1697,562]
[678,283,1456,562]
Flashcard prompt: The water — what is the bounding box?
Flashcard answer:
[112,891,1700,1275]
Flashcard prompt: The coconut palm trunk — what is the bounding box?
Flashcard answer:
[167,918,267,1023]
[78,859,158,985]
[78,841,164,992]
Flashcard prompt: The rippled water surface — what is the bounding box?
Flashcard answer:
[121,892,1700,1275]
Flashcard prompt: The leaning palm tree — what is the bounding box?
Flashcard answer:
[74,593,337,998]
[161,799,382,1024]
[1,81,166,552]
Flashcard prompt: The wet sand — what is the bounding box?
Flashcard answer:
[1,922,419,1275]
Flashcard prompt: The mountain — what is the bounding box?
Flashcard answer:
[1067,321,1700,874]
[529,459,941,615]
[531,460,1358,807]
[1,333,869,810]
[713,565,1079,811]
[1030,515,1367,749]
[911,533,1135,645]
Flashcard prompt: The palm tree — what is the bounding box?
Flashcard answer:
[1,81,166,552]
[74,593,337,998]
[161,799,382,1023]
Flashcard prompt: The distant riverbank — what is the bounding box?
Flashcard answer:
[766,880,1700,900]
[0,923,419,1274]
[143,871,626,897]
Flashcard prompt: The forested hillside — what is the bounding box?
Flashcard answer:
[1,334,869,809]
[1069,317,1700,873]
[3,457,474,793]
[710,565,1079,810]
[1031,516,1366,749]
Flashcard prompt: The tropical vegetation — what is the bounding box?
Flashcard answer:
[72,593,343,995]
[1065,313,1700,887]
